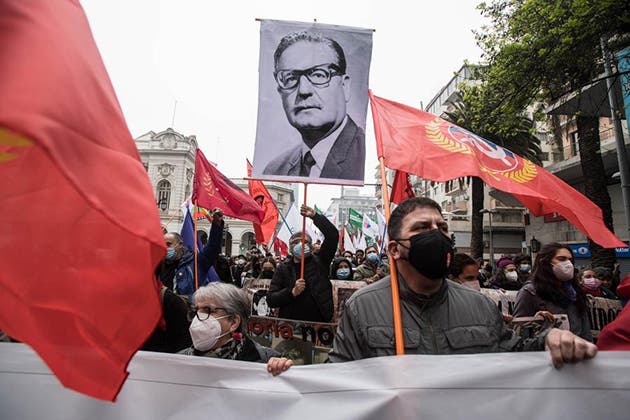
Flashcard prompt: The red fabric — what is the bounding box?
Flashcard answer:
[0,0,164,401]
[598,303,630,350]
[192,150,264,224]
[339,226,345,253]
[247,160,279,244]
[390,170,415,204]
[274,237,289,257]
[369,91,625,248]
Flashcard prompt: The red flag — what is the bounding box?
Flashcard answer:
[390,170,415,204]
[273,237,289,257]
[369,91,625,248]
[0,0,164,401]
[247,160,279,244]
[192,149,264,224]
[339,225,345,253]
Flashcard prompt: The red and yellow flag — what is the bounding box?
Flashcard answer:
[192,149,264,224]
[369,91,625,248]
[0,0,165,401]
[247,160,279,244]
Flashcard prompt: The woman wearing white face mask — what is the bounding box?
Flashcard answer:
[179,283,293,376]
[489,257,524,291]
[578,268,618,299]
[514,243,592,341]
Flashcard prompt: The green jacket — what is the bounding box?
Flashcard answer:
[353,262,390,281]
[330,277,549,362]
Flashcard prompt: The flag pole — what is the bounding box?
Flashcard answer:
[378,157,404,355]
[371,89,405,355]
[300,183,308,280]
[193,199,199,291]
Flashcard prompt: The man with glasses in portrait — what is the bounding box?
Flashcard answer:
[263,31,365,181]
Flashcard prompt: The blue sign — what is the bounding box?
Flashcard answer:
[568,242,630,258]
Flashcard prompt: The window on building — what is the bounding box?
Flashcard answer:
[570,131,579,157]
[185,184,191,201]
[157,180,171,211]
[277,193,284,202]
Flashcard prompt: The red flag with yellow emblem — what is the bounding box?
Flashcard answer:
[192,149,264,224]
[247,160,279,244]
[0,0,165,401]
[369,91,625,248]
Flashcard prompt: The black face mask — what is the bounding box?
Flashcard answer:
[261,270,274,279]
[396,229,453,279]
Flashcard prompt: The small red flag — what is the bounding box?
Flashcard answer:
[192,150,264,224]
[369,91,625,248]
[390,170,415,204]
[247,160,279,244]
[273,237,289,257]
[0,0,164,401]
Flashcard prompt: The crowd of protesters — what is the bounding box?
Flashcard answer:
[132,197,630,375]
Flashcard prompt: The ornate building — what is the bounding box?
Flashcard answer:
[135,128,295,256]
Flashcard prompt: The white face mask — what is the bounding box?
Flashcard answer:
[583,276,602,289]
[552,260,574,281]
[505,271,519,282]
[189,315,231,351]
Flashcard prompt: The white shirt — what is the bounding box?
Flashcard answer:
[301,116,348,178]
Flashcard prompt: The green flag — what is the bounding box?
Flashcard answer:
[348,208,362,233]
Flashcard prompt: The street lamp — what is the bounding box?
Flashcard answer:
[479,209,495,268]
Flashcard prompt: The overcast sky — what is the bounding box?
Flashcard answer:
[82,0,488,210]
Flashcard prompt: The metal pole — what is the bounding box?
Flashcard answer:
[601,37,630,240]
[488,211,494,268]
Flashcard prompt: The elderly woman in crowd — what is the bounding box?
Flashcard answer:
[514,243,592,341]
[179,282,292,375]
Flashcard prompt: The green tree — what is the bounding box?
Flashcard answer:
[443,85,542,260]
[476,0,630,268]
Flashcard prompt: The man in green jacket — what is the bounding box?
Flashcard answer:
[353,245,389,283]
[330,197,597,368]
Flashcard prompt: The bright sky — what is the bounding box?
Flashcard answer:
[82,0,488,210]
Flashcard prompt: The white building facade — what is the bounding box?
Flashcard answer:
[135,128,295,256]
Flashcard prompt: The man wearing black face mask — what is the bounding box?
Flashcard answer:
[330,197,597,369]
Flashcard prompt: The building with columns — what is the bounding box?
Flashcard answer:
[135,128,295,256]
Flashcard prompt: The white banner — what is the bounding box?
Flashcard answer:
[1,343,629,419]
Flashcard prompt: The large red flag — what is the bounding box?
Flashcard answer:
[192,149,264,224]
[247,160,279,244]
[390,170,415,204]
[369,91,625,248]
[0,0,165,401]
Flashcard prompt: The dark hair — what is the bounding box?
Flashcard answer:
[514,254,532,265]
[365,245,378,254]
[531,242,586,312]
[274,31,347,74]
[261,257,277,269]
[449,253,478,277]
[388,197,442,240]
[166,232,184,244]
[330,257,354,280]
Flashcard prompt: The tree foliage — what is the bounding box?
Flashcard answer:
[474,0,630,268]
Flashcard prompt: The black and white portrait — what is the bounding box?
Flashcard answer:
[252,20,373,185]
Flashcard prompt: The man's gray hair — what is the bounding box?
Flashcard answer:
[289,231,312,244]
[192,283,251,332]
[274,31,347,74]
